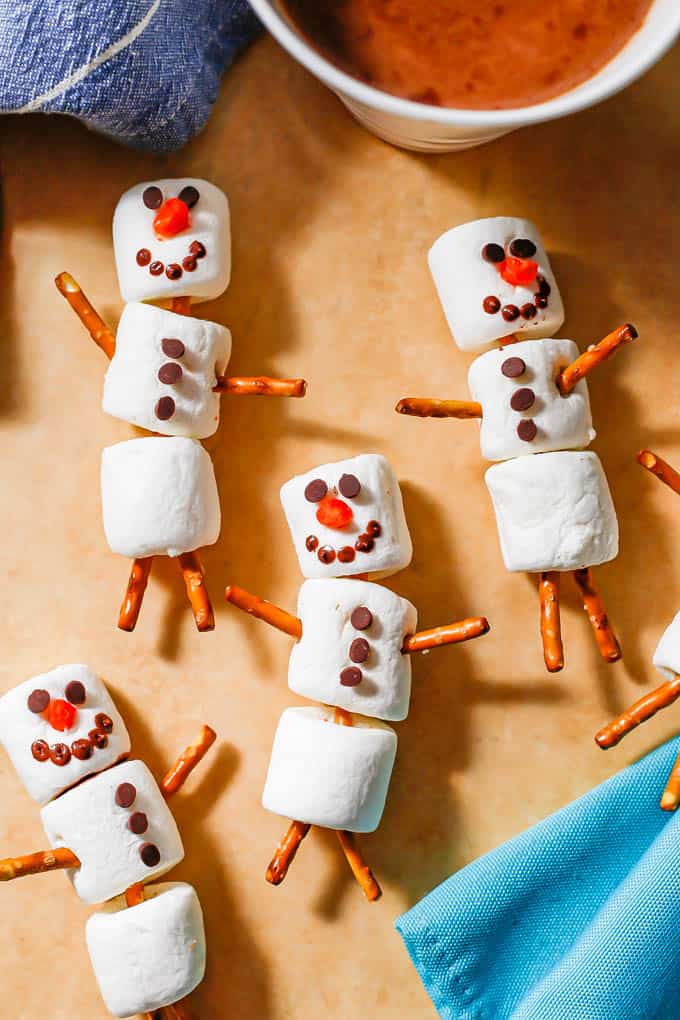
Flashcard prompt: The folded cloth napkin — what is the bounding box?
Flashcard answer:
[396,737,680,1020]
[0,0,261,152]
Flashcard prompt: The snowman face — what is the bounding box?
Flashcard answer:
[113,178,231,305]
[0,665,130,805]
[428,217,565,352]
[280,454,413,580]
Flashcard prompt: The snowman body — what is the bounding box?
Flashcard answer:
[263,454,416,832]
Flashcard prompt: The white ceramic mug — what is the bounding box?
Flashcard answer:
[248,0,680,152]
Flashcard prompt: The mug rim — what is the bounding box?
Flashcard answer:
[249,0,680,127]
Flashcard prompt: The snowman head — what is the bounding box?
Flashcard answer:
[0,665,130,805]
[428,216,565,352]
[113,178,230,305]
[280,454,413,580]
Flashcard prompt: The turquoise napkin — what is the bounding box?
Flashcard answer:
[396,737,680,1020]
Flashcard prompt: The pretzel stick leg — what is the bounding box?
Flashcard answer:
[539,572,564,673]
[0,847,80,881]
[225,584,302,639]
[162,726,217,797]
[335,830,382,902]
[638,450,680,497]
[402,616,489,653]
[54,272,116,359]
[214,376,307,398]
[266,820,312,885]
[573,568,621,663]
[556,323,638,395]
[178,552,215,632]
[118,557,154,632]
[395,397,483,419]
[595,674,680,749]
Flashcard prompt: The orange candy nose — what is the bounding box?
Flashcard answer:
[153,198,190,239]
[316,497,354,530]
[500,256,539,287]
[47,699,77,732]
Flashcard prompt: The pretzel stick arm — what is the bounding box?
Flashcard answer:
[556,323,638,395]
[402,616,489,654]
[539,572,564,673]
[162,725,217,797]
[573,568,621,663]
[266,820,311,885]
[395,397,483,419]
[595,674,680,749]
[118,557,154,632]
[178,552,215,632]
[225,585,302,639]
[335,830,382,902]
[54,272,116,359]
[214,376,307,397]
[638,450,680,497]
[0,847,80,881]
[661,749,680,811]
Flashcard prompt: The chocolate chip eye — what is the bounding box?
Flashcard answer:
[338,473,361,499]
[65,680,86,705]
[304,479,328,503]
[482,242,505,264]
[27,689,50,714]
[142,185,163,210]
[509,238,537,259]
[178,185,199,208]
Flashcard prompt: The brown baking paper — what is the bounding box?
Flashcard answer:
[0,34,678,1020]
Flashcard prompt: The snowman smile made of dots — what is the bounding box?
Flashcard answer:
[479,235,552,325]
[302,470,383,567]
[134,183,208,282]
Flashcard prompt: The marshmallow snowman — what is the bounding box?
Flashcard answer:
[0,665,215,1017]
[398,216,637,671]
[226,453,489,898]
[57,177,306,632]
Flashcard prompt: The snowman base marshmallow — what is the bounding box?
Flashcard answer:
[86,882,206,1018]
[262,707,397,832]
[101,437,220,559]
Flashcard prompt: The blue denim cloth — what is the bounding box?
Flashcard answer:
[0,0,261,151]
[397,737,680,1020]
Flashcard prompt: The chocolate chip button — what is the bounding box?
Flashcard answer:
[189,241,206,259]
[502,304,520,322]
[182,256,197,272]
[337,546,356,563]
[149,261,164,276]
[520,303,537,320]
[71,739,93,761]
[140,842,161,868]
[158,362,182,385]
[340,667,363,687]
[510,387,535,412]
[317,546,336,564]
[366,521,382,537]
[94,713,113,734]
[65,680,86,705]
[306,535,318,551]
[155,396,176,421]
[115,782,137,808]
[304,479,327,503]
[89,729,109,749]
[49,744,71,766]
[483,295,501,314]
[338,473,361,498]
[501,357,526,378]
[27,689,50,714]
[349,638,370,663]
[161,338,185,359]
[166,263,183,281]
[517,419,538,442]
[355,535,374,553]
[351,607,373,630]
[136,248,151,266]
[128,811,149,835]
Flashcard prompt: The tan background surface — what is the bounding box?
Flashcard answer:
[0,33,679,1020]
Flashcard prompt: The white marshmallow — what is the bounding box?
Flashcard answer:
[103,302,230,438]
[262,706,397,832]
[0,665,130,806]
[428,217,565,352]
[86,882,206,1018]
[280,454,412,580]
[468,338,595,461]
[113,178,230,304]
[41,760,184,904]
[101,437,220,558]
[653,613,680,680]
[289,579,417,721]
[485,451,618,573]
